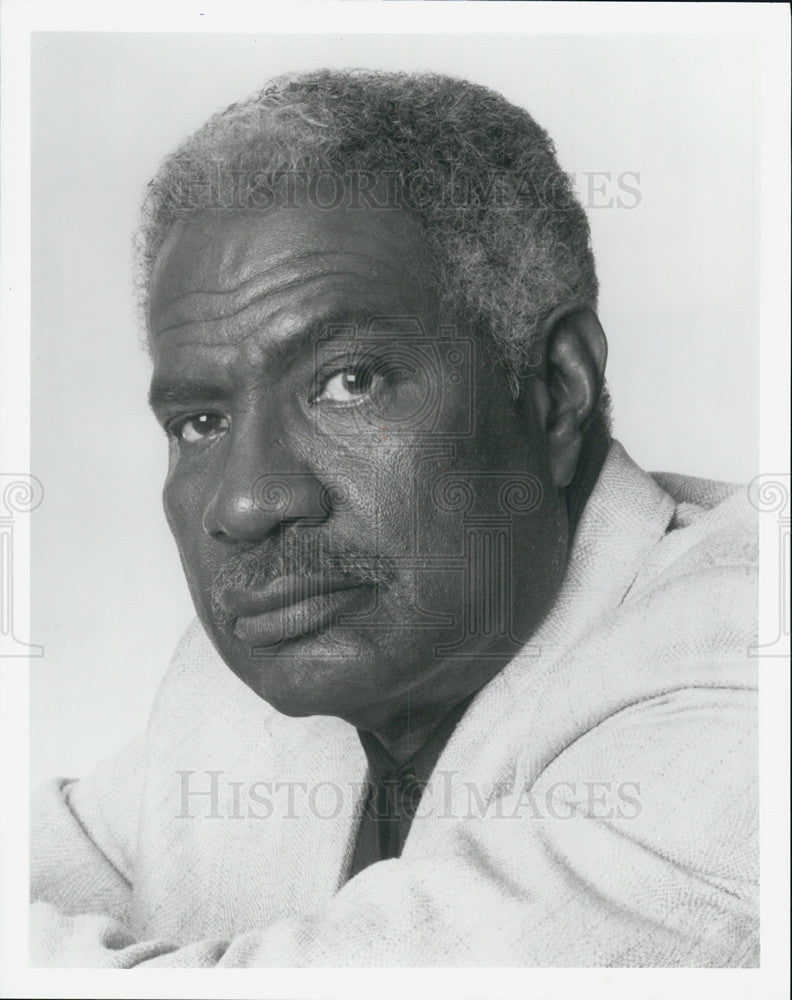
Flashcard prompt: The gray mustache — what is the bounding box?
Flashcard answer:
[208,533,398,622]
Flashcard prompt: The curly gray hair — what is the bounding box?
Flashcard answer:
[138,69,606,418]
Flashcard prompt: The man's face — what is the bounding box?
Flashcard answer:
[148,202,568,735]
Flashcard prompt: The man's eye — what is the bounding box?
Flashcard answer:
[315,366,375,404]
[169,413,229,443]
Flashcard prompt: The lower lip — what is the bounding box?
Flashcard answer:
[231,584,371,646]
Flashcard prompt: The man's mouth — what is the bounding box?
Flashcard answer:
[219,573,373,646]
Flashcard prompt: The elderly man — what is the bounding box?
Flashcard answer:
[31,70,758,967]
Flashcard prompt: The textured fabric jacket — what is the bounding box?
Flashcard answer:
[30,442,759,966]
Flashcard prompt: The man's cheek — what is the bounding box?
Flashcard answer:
[325,446,407,527]
[162,473,205,550]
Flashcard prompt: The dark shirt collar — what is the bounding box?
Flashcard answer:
[347,694,476,881]
[356,693,476,790]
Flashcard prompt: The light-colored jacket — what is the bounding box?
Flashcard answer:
[30,442,759,966]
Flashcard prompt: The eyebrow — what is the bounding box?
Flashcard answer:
[295,310,377,347]
[147,310,386,411]
[148,377,230,410]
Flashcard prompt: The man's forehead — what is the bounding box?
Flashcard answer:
[148,205,434,329]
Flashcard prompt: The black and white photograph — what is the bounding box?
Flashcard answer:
[0,2,789,996]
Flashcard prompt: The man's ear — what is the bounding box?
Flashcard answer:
[532,305,608,488]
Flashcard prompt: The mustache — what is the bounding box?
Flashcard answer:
[208,532,398,624]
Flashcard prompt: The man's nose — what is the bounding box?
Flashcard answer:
[202,423,328,544]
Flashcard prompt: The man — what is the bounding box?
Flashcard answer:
[31,70,758,966]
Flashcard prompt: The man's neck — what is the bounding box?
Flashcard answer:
[364,692,476,766]
[566,422,611,535]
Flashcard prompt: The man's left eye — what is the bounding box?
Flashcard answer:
[314,366,375,404]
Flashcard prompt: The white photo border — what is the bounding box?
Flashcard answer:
[1,2,788,998]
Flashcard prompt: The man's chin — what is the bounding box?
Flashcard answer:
[212,625,377,721]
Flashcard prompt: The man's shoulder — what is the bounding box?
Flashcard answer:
[554,443,758,670]
[629,466,757,604]
[649,468,745,512]
[488,454,758,782]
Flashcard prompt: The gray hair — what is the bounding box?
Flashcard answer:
[138,69,604,412]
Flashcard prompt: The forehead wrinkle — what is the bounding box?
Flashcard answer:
[154,301,418,388]
[155,278,337,340]
[169,248,406,301]
[153,250,418,334]
[153,286,414,360]
[153,275,415,344]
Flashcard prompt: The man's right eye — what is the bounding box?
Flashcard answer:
[168,413,229,443]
